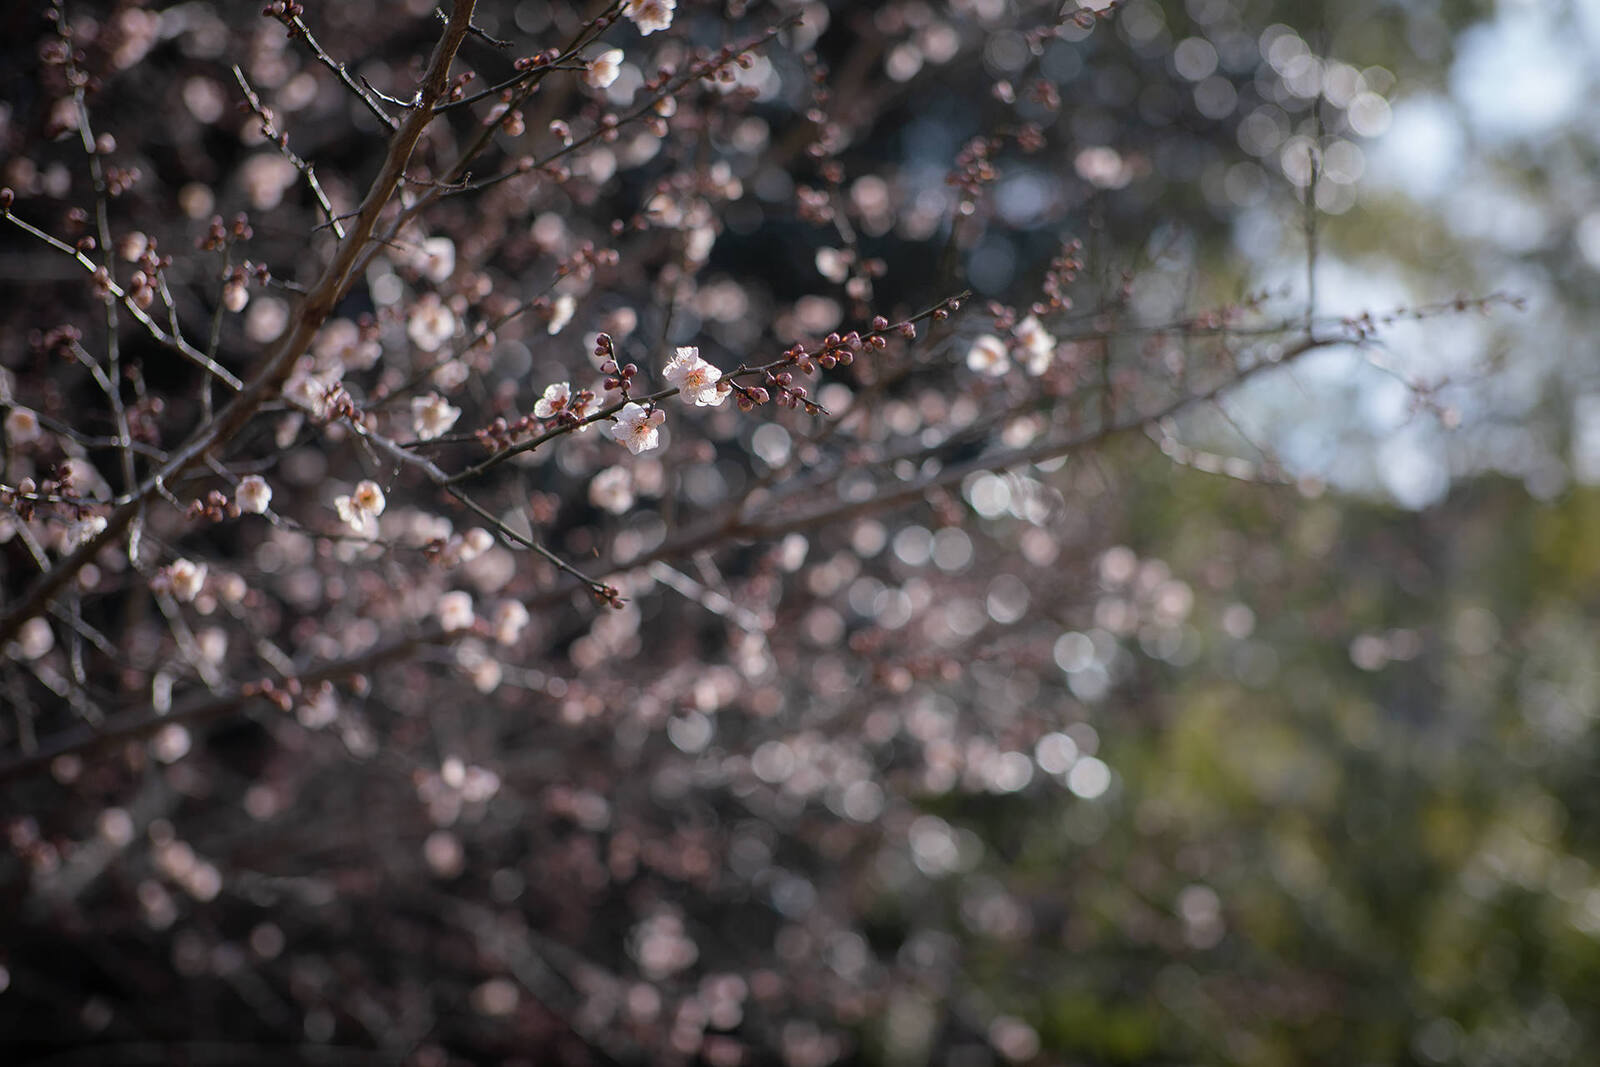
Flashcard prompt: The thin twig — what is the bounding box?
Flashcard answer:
[285,13,399,130]
[0,0,481,652]
[233,65,348,239]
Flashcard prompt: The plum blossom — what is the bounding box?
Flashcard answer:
[436,590,474,632]
[662,346,727,406]
[5,407,42,445]
[492,600,529,645]
[589,466,634,514]
[585,49,624,90]
[284,360,344,418]
[546,293,576,335]
[610,402,666,454]
[412,392,462,440]
[414,236,456,283]
[334,479,386,535]
[235,475,272,515]
[966,334,1010,377]
[815,248,850,283]
[623,0,675,36]
[407,292,456,352]
[1013,315,1057,375]
[164,559,207,603]
[534,382,573,419]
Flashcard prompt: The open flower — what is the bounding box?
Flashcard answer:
[1013,315,1057,375]
[662,346,727,406]
[284,359,344,418]
[609,402,666,454]
[966,334,1010,377]
[492,600,529,645]
[589,466,635,514]
[436,590,474,632]
[163,559,208,603]
[412,392,461,440]
[534,381,572,419]
[5,407,42,445]
[407,292,456,353]
[585,49,624,90]
[623,0,675,35]
[334,479,386,536]
[235,475,272,515]
[546,293,576,335]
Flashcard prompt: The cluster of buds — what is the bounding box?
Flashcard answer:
[261,1,306,24]
[199,213,253,252]
[596,334,638,396]
[33,323,83,360]
[1039,238,1084,313]
[238,674,301,713]
[187,489,240,524]
[513,49,561,73]
[949,136,1000,211]
[447,70,478,105]
[3,466,91,524]
[555,242,619,283]
[103,165,140,198]
[794,185,832,226]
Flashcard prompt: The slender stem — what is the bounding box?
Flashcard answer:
[0,0,481,651]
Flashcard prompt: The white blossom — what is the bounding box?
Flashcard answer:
[966,334,1010,377]
[412,392,462,440]
[284,359,344,418]
[5,407,42,445]
[547,293,576,335]
[610,402,666,454]
[589,466,635,514]
[440,526,495,567]
[461,527,494,560]
[431,359,469,391]
[436,590,474,632]
[662,346,727,407]
[623,0,675,36]
[67,514,108,547]
[416,236,456,283]
[235,475,272,515]
[334,479,386,535]
[534,381,573,419]
[165,559,207,603]
[18,616,53,659]
[1014,315,1057,375]
[407,292,456,353]
[815,247,850,283]
[492,600,529,645]
[585,49,624,90]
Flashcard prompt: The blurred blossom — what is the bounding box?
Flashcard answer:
[589,465,635,514]
[411,392,461,440]
[407,293,456,352]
